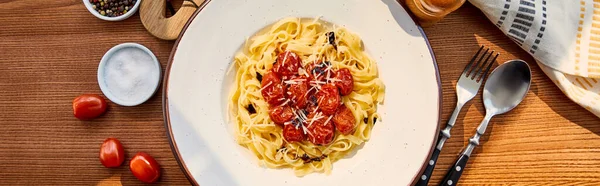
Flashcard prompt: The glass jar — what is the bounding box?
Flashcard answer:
[405,0,466,26]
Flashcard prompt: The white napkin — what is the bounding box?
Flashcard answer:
[469,0,600,117]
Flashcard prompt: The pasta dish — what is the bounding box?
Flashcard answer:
[229,17,385,176]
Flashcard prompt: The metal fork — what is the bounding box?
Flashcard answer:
[415,46,499,186]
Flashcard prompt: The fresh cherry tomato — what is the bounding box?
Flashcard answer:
[130,152,161,184]
[332,105,356,135]
[287,76,310,109]
[317,84,341,115]
[99,138,125,168]
[334,68,354,96]
[306,112,335,145]
[273,51,301,76]
[73,94,108,120]
[269,106,295,127]
[283,124,306,142]
[261,72,286,105]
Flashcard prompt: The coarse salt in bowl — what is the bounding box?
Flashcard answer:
[98,43,161,106]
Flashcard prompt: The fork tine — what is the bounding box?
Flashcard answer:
[473,50,494,81]
[462,46,485,76]
[467,47,490,77]
[480,53,499,81]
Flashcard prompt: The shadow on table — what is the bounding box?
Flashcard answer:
[529,77,600,136]
[483,23,600,136]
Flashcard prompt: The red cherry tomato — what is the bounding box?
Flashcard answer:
[269,106,295,127]
[317,84,341,115]
[73,94,108,120]
[334,68,354,96]
[99,138,125,168]
[261,72,286,105]
[288,76,310,109]
[273,51,301,76]
[130,152,161,184]
[283,124,306,142]
[306,112,335,145]
[332,105,356,135]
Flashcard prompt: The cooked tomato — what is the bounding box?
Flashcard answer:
[283,124,306,142]
[306,112,335,145]
[261,72,286,105]
[269,106,295,127]
[287,76,310,109]
[99,138,125,168]
[317,84,341,115]
[334,68,354,96]
[332,105,356,135]
[273,51,301,76]
[72,94,108,120]
[130,152,161,183]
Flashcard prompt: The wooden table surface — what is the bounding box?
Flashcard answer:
[2,1,600,185]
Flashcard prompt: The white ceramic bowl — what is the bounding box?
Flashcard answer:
[82,0,141,21]
[97,43,161,106]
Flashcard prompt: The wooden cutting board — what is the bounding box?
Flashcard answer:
[140,0,205,40]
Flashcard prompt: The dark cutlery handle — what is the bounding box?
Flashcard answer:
[415,135,443,186]
[440,154,469,186]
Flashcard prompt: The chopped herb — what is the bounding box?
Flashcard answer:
[256,72,263,82]
[309,95,317,104]
[300,154,310,161]
[326,32,337,50]
[299,154,328,164]
[311,61,330,76]
[247,104,256,114]
[277,145,286,152]
[292,118,301,127]
[311,66,324,76]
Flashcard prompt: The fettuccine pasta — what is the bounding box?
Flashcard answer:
[229,17,385,176]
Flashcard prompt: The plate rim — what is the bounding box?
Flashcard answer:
[162,1,442,185]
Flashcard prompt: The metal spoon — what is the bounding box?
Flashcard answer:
[440,59,532,186]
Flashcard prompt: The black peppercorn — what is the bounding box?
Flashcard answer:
[92,0,133,17]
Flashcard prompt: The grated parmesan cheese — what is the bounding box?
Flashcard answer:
[259,81,273,91]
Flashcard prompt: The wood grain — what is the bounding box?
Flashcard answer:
[0,1,599,185]
[140,0,204,40]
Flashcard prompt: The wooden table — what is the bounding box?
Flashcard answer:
[1,1,600,185]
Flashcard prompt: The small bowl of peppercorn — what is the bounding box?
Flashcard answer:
[83,0,140,21]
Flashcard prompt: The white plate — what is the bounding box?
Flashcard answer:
[163,0,441,185]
